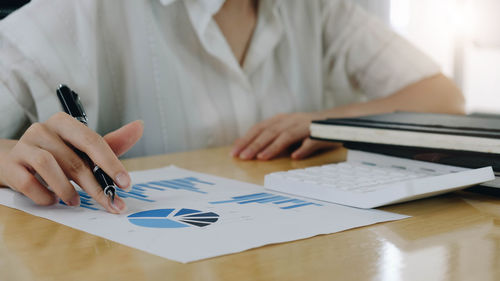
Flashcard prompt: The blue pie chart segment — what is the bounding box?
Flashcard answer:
[128,208,219,228]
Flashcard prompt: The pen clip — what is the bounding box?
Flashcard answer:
[56,84,88,125]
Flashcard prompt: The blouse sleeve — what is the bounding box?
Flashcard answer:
[321,0,440,103]
[0,0,101,137]
[0,32,38,139]
[0,82,29,139]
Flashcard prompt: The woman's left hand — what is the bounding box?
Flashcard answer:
[231,112,337,160]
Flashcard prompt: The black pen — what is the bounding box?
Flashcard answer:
[56,84,117,203]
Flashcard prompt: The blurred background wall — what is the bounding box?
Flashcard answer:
[356,0,500,115]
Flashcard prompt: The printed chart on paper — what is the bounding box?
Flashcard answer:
[0,166,408,262]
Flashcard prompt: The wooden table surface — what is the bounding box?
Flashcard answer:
[1,146,500,281]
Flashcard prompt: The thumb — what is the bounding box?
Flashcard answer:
[103,120,144,157]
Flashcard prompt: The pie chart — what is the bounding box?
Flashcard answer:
[127,208,219,228]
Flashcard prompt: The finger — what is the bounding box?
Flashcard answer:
[25,127,126,213]
[292,139,338,160]
[238,125,285,160]
[103,120,144,157]
[21,145,80,206]
[57,149,126,213]
[77,176,127,214]
[231,115,284,157]
[231,126,266,157]
[23,121,125,213]
[257,128,305,160]
[46,112,131,190]
[5,164,57,206]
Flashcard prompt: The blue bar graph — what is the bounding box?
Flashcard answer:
[59,190,99,210]
[59,177,215,211]
[209,192,322,210]
[147,177,213,194]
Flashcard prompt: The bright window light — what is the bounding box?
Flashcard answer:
[390,0,410,33]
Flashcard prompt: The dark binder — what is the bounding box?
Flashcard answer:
[310,112,500,155]
[341,141,500,171]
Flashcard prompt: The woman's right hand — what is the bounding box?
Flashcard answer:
[0,112,143,214]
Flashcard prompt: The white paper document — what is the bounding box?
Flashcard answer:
[0,166,408,263]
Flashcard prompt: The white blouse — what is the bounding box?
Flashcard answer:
[0,0,439,158]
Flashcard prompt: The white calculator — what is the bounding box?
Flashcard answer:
[264,150,494,209]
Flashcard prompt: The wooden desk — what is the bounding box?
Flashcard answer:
[1,146,500,281]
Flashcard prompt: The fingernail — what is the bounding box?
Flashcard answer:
[257,153,266,160]
[123,184,132,192]
[69,195,80,207]
[138,120,144,125]
[240,150,251,159]
[109,197,126,214]
[115,172,131,189]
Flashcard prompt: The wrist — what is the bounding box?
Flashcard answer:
[0,139,17,188]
